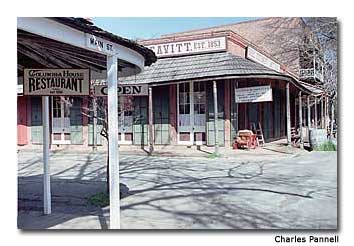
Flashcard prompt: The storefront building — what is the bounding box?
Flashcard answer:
[17,23,328,150]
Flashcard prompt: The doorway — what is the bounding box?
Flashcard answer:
[177,82,206,145]
[52,96,71,144]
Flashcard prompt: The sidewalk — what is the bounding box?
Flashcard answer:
[18,139,308,160]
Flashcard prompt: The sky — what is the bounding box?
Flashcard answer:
[92,17,260,40]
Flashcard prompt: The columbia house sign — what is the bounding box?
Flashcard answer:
[94,84,149,96]
[23,69,90,96]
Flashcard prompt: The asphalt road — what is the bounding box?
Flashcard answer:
[17,150,337,229]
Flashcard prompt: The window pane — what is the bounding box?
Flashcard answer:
[179,105,184,114]
[184,105,190,114]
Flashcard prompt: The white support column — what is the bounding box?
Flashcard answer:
[93,97,97,151]
[314,97,318,129]
[107,54,120,229]
[286,82,291,145]
[213,81,219,155]
[330,100,335,139]
[42,96,51,215]
[298,92,304,149]
[325,96,328,130]
[307,96,311,128]
[148,87,154,154]
[320,97,324,128]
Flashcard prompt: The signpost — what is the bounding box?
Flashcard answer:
[235,85,273,103]
[23,68,90,216]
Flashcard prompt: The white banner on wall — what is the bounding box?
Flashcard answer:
[146,36,226,57]
[95,84,148,96]
[235,85,273,103]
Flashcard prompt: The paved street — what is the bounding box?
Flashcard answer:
[17,149,337,229]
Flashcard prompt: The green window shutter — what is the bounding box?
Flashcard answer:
[31,97,43,144]
[153,87,170,145]
[263,102,272,142]
[206,82,225,146]
[70,98,83,144]
[133,97,148,145]
[273,88,281,139]
[88,124,103,146]
[248,103,258,129]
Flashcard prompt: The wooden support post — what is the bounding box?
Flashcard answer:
[307,96,311,128]
[326,97,329,129]
[42,96,51,215]
[320,97,324,128]
[148,87,154,155]
[286,82,291,145]
[93,97,97,151]
[213,81,219,154]
[314,97,318,129]
[235,81,239,135]
[330,100,335,139]
[298,92,304,149]
[107,54,120,229]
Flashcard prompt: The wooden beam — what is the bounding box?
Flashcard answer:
[17,43,57,68]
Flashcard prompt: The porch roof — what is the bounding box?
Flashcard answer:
[120,51,282,84]
[119,51,316,95]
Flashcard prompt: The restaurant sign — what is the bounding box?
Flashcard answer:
[246,47,281,72]
[23,69,90,96]
[146,37,226,57]
[235,85,273,103]
[95,84,148,96]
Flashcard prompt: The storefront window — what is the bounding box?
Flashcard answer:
[179,83,190,126]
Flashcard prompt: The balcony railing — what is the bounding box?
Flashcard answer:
[299,68,324,82]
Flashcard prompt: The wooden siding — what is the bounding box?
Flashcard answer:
[31,97,42,144]
[17,96,28,145]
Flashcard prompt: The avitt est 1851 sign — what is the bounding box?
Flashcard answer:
[23,69,90,96]
[146,37,226,57]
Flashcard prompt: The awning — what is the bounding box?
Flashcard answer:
[120,51,322,96]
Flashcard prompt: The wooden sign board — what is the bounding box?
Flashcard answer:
[95,84,148,96]
[246,47,281,72]
[23,69,90,96]
[235,85,273,103]
[146,37,227,57]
